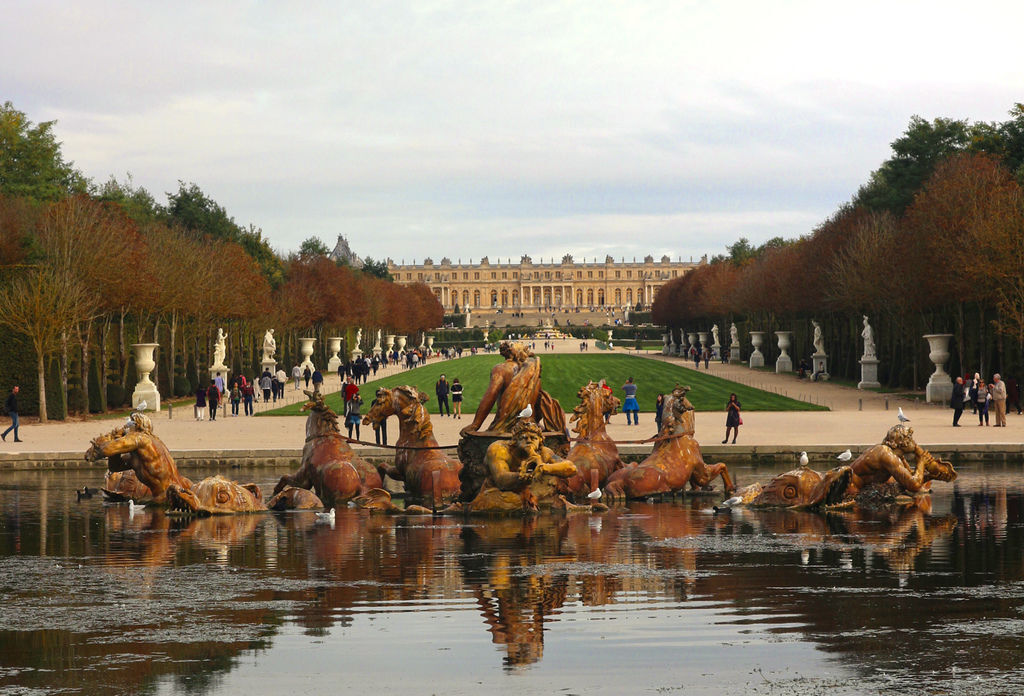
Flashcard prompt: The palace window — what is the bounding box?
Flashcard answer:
[407,273,412,280]
[545,271,551,279]
[588,271,593,278]
[627,270,632,278]
[616,271,620,278]
[417,273,423,280]
[474,272,480,280]
[599,271,604,278]
[463,272,468,279]
[672,271,677,277]
[502,272,507,279]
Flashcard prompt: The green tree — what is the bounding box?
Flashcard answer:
[94,175,164,225]
[299,236,330,258]
[855,116,970,214]
[0,101,87,202]
[361,256,393,281]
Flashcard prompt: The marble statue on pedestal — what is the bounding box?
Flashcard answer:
[262,329,276,361]
[861,315,876,359]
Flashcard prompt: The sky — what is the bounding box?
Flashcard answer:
[4,1,1022,265]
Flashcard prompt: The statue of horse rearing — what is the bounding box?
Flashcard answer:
[273,390,383,507]
[363,385,463,507]
[562,381,625,500]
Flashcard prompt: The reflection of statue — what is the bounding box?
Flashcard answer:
[862,315,876,358]
[812,320,825,355]
[463,420,577,513]
[730,323,739,345]
[262,329,276,361]
[462,341,565,435]
[212,328,226,367]
[85,413,192,503]
[735,424,957,509]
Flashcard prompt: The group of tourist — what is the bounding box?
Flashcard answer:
[433,374,464,418]
[951,373,1021,426]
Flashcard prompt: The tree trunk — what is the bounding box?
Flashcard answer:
[36,350,48,424]
[60,331,69,419]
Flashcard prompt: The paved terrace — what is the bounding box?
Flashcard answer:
[1,339,1021,471]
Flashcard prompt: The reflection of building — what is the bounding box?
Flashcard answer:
[387,254,703,312]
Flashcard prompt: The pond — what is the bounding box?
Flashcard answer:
[1,463,1023,695]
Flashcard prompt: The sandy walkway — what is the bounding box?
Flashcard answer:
[1,338,1018,455]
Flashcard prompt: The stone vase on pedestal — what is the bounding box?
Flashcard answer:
[687,332,697,356]
[298,337,316,373]
[662,333,671,356]
[327,337,342,372]
[775,331,793,373]
[426,336,434,353]
[385,335,396,353]
[924,333,954,403]
[396,335,407,352]
[749,332,765,368]
[131,343,161,411]
[697,332,709,353]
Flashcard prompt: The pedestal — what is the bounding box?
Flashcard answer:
[261,358,278,377]
[298,337,316,374]
[775,331,793,373]
[749,332,765,369]
[350,349,363,361]
[729,340,742,364]
[327,337,342,372]
[811,353,829,380]
[924,333,953,403]
[130,343,161,411]
[208,365,230,388]
[687,332,697,355]
[858,357,880,389]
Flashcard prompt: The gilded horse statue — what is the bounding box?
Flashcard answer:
[562,381,625,500]
[85,412,192,503]
[273,390,383,507]
[604,386,735,501]
[363,385,463,506]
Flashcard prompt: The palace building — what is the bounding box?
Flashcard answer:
[387,253,704,313]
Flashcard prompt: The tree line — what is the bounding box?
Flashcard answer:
[653,106,1024,388]
[0,101,442,419]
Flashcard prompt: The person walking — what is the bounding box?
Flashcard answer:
[976,379,990,426]
[621,377,639,425]
[292,364,302,390]
[230,382,241,416]
[435,374,451,417]
[991,373,1008,427]
[1,386,21,442]
[370,395,388,446]
[343,376,359,405]
[344,393,363,440]
[654,393,664,433]
[206,380,221,421]
[451,378,464,418]
[951,377,965,427]
[194,384,207,421]
[242,379,255,416]
[303,366,311,389]
[723,393,742,444]
[312,368,324,394]
[276,367,288,400]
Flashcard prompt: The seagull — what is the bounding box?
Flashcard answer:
[518,404,533,419]
[836,449,852,462]
[135,400,147,412]
[587,488,602,500]
[128,500,139,518]
[713,495,743,513]
[315,508,336,524]
[897,407,910,423]
[799,451,809,468]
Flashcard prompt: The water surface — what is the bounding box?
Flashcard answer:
[1,464,1023,695]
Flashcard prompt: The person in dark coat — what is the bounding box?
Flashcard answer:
[2,386,21,442]
[723,393,741,444]
[435,375,451,417]
[951,377,965,427]
[206,380,221,421]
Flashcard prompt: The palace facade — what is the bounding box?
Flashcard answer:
[387,254,704,312]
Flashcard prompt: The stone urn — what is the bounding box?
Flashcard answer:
[687,332,697,355]
[749,331,765,368]
[385,334,396,353]
[697,331,709,351]
[396,335,407,352]
[775,331,793,373]
[327,337,342,372]
[662,332,671,356]
[924,333,954,403]
[131,343,161,411]
[426,335,434,352]
[298,337,316,373]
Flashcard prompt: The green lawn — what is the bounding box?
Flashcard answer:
[261,353,827,416]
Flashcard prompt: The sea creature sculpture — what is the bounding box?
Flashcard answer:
[165,475,266,516]
[85,412,191,503]
[273,390,383,507]
[362,385,462,506]
[604,386,735,501]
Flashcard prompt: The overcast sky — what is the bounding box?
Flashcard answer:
[4,1,1022,264]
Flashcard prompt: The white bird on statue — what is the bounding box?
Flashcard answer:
[799,451,809,468]
[587,488,602,500]
[897,407,910,423]
[837,449,852,462]
[315,508,336,524]
[518,404,533,419]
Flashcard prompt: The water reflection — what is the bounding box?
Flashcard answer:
[0,467,1023,694]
